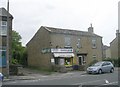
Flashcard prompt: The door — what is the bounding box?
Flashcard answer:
[102,62,108,72]
[78,56,83,65]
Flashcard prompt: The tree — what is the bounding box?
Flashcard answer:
[12,30,27,66]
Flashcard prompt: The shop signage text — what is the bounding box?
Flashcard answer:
[51,48,73,53]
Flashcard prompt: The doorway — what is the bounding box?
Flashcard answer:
[78,56,86,65]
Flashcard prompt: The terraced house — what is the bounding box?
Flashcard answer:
[0,8,13,75]
[27,25,103,70]
[110,30,120,59]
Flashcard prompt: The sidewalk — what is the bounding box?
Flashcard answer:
[3,67,86,82]
[3,67,118,82]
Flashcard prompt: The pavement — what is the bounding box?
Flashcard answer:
[3,67,119,82]
[3,67,86,82]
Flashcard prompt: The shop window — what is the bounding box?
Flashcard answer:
[65,58,72,66]
[54,58,59,65]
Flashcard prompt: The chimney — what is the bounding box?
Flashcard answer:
[88,24,94,33]
[116,30,119,37]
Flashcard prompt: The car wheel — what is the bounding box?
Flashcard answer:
[98,69,102,74]
[110,68,114,73]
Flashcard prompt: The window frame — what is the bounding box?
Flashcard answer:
[77,38,81,48]
[92,38,97,48]
[0,21,7,36]
[64,36,71,46]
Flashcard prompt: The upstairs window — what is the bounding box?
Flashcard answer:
[1,21,7,26]
[93,55,97,59]
[77,38,81,48]
[92,38,97,48]
[0,21,7,36]
[65,37,71,46]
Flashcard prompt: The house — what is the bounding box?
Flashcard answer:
[103,45,111,59]
[0,8,13,75]
[110,30,120,59]
[27,24,103,70]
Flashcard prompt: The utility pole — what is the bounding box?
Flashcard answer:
[6,0,9,78]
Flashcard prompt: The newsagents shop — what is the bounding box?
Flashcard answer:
[50,48,75,67]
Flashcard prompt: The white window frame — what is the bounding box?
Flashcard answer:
[77,38,81,48]
[1,21,7,26]
[93,55,97,59]
[0,21,7,36]
[65,36,71,46]
[92,38,97,48]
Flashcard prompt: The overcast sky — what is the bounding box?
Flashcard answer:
[0,0,119,46]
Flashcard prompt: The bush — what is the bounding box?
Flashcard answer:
[11,58,18,64]
[103,58,120,67]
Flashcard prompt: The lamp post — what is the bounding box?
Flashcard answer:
[6,0,10,78]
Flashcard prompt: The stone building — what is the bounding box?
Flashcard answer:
[103,45,111,59]
[110,30,120,59]
[0,8,13,75]
[27,25,103,70]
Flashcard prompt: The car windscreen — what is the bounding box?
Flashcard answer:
[93,62,102,66]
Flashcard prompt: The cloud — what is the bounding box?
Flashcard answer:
[0,0,119,46]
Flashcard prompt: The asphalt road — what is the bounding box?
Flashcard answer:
[2,69,119,87]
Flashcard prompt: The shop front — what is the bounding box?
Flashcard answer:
[51,48,74,67]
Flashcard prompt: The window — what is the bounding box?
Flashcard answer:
[54,58,59,65]
[1,21,7,26]
[93,55,96,59]
[92,38,97,48]
[65,37,71,46]
[0,21,7,36]
[77,39,81,48]
[2,16,7,21]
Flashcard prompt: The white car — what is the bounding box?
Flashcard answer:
[87,61,114,74]
[0,73,4,81]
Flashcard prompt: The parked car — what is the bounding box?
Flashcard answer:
[0,73,4,81]
[87,61,114,74]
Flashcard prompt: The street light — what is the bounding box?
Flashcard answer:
[6,0,9,78]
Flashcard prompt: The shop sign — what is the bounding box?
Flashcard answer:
[51,48,73,53]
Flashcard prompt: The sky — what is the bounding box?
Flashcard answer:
[0,0,119,46]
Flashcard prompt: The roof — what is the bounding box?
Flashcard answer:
[0,8,13,18]
[43,26,102,37]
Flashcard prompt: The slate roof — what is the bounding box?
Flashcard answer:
[0,8,13,18]
[43,26,102,37]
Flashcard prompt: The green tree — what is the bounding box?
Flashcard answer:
[12,30,27,66]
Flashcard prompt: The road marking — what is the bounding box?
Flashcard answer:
[72,79,104,85]
[105,79,109,84]
[102,81,118,85]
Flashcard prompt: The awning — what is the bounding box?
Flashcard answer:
[53,53,74,58]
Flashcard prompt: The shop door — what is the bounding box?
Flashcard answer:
[59,59,64,65]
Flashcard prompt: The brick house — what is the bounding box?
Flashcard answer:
[27,25,103,70]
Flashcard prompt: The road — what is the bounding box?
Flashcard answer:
[2,69,119,87]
